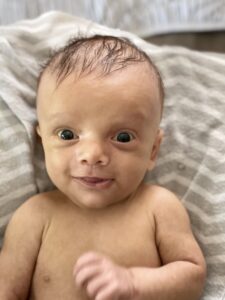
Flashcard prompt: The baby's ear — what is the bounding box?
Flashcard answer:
[148,128,163,171]
[36,124,41,137]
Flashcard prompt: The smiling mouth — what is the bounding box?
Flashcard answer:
[73,177,114,189]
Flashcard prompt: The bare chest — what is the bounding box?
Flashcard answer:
[30,203,160,300]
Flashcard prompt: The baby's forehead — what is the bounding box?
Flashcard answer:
[40,61,158,99]
[39,61,158,90]
[38,63,161,127]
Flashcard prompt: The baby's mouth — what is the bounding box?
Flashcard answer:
[73,176,114,189]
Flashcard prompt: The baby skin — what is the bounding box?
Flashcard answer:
[0,36,206,300]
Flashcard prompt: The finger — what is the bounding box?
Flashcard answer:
[74,251,104,275]
[75,264,102,288]
[86,273,109,299]
[95,281,119,300]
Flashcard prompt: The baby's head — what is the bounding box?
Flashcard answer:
[37,35,164,209]
[38,35,164,115]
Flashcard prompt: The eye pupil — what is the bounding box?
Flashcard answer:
[116,132,131,143]
[59,130,74,140]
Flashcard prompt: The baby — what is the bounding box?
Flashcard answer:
[0,35,206,300]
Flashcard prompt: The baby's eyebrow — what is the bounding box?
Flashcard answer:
[115,110,150,122]
[109,113,152,131]
[48,112,74,123]
[46,109,153,130]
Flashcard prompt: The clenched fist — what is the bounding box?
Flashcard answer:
[73,252,137,300]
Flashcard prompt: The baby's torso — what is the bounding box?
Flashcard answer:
[29,187,161,300]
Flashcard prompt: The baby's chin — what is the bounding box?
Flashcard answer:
[66,191,134,211]
[69,197,121,210]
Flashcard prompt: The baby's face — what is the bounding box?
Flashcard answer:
[37,63,162,209]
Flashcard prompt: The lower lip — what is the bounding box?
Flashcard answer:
[73,177,114,189]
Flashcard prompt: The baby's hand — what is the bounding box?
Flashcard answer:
[73,251,136,300]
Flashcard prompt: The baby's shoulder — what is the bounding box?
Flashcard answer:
[140,183,178,201]
[12,189,63,223]
[140,183,187,218]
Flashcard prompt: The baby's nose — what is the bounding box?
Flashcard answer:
[77,140,110,166]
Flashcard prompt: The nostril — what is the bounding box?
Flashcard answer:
[77,142,110,166]
[81,158,106,166]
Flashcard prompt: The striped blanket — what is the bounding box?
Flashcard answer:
[0,11,225,300]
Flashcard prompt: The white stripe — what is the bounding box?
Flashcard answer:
[196,232,225,245]
[159,174,225,204]
[184,178,225,204]
[157,153,225,181]
[185,201,225,225]
[0,164,34,185]
[0,213,12,228]
[0,183,35,206]
[203,295,222,300]
[164,129,225,162]
[0,73,35,99]
[164,97,224,128]
[205,274,225,287]
[0,144,30,163]
[0,109,13,118]
[206,255,225,264]
[151,47,225,66]
[165,76,225,108]
[0,124,25,139]
[160,56,225,86]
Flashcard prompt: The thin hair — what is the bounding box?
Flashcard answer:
[38,35,164,114]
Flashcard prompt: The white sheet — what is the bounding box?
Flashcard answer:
[0,0,225,36]
[0,11,225,299]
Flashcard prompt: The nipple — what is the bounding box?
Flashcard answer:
[43,275,51,283]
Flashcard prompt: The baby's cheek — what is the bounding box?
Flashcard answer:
[45,153,66,181]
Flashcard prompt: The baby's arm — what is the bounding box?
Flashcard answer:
[73,188,206,300]
[143,187,207,299]
[0,196,45,299]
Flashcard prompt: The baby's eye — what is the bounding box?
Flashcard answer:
[114,132,134,143]
[58,129,76,140]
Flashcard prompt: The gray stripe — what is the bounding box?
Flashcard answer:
[203,283,225,299]
[190,212,225,236]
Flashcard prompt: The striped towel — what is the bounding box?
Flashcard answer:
[0,11,225,300]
